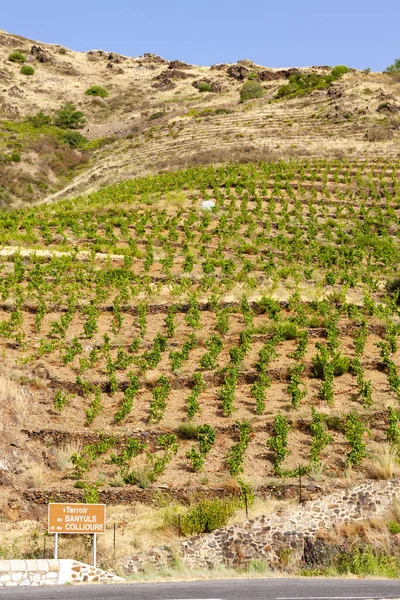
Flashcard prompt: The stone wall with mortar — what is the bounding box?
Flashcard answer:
[0,559,123,587]
[124,479,400,573]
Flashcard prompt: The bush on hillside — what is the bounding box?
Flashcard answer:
[60,130,88,149]
[54,102,86,129]
[20,65,35,76]
[26,112,52,128]
[83,136,117,151]
[198,82,212,93]
[275,65,351,100]
[365,124,393,142]
[384,59,400,74]
[387,278,400,304]
[85,85,108,98]
[9,51,25,63]
[10,152,21,163]
[173,497,237,535]
[240,81,264,102]
[177,422,198,439]
[331,65,351,78]
[312,349,350,378]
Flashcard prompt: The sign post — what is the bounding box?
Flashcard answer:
[48,503,106,567]
[54,533,58,560]
[93,533,97,568]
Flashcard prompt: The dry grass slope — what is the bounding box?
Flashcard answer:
[0,29,399,206]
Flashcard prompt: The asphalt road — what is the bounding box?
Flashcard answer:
[1,578,400,600]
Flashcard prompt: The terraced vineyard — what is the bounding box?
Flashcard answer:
[2,157,400,504]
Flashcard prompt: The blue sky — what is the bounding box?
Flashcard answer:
[2,0,398,71]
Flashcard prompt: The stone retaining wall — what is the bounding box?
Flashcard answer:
[0,559,123,587]
[124,479,400,573]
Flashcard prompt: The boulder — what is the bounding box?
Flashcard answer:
[168,69,191,79]
[31,45,52,63]
[237,59,257,68]
[8,86,24,98]
[227,65,249,80]
[0,103,19,116]
[327,85,343,98]
[87,50,107,59]
[107,52,124,64]
[106,63,124,74]
[143,53,168,64]
[283,68,300,77]
[155,69,191,83]
[152,78,176,91]
[259,70,282,81]
[169,60,192,70]
[211,63,228,71]
[377,102,400,114]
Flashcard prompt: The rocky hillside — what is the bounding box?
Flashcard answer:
[1,29,400,207]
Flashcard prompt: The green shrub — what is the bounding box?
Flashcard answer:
[186,446,204,472]
[20,65,35,76]
[54,102,86,129]
[226,421,253,476]
[248,72,258,80]
[257,296,281,320]
[83,483,99,504]
[387,278,400,303]
[331,65,351,78]
[240,81,264,103]
[388,521,400,534]
[85,85,108,98]
[178,497,237,535]
[197,424,216,454]
[312,348,350,378]
[247,559,268,573]
[337,545,400,578]
[123,466,152,488]
[385,59,400,74]
[178,422,198,439]
[54,390,69,412]
[267,414,290,475]
[26,112,52,128]
[61,130,88,148]
[198,82,212,93]
[345,410,369,467]
[276,73,332,99]
[10,152,21,163]
[274,321,299,340]
[9,51,25,63]
[275,66,350,101]
[325,272,336,285]
[83,136,116,151]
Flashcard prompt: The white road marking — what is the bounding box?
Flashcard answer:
[277,597,400,600]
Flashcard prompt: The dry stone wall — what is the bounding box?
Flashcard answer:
[124,479,400,573]
[0,559,123,587]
